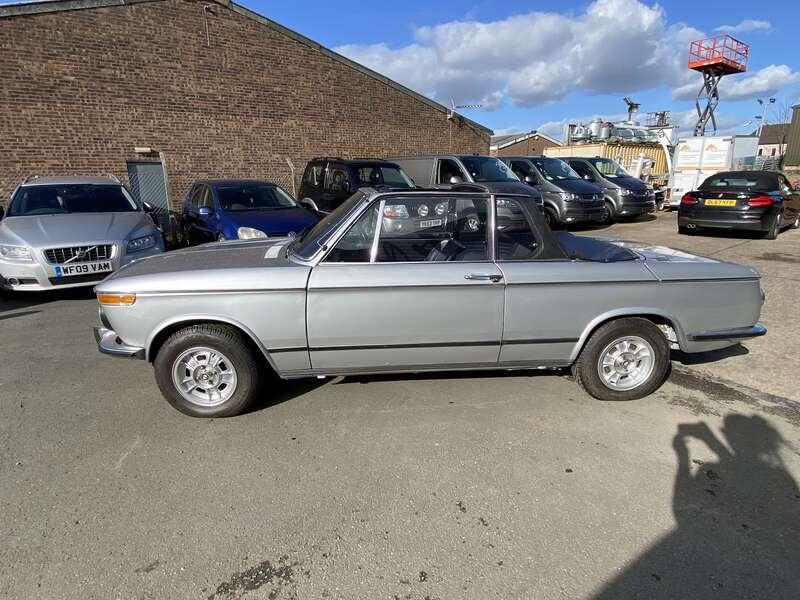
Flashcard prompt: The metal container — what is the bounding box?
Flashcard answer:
[544,142,668,176]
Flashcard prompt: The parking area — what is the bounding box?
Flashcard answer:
[1,212,799,599]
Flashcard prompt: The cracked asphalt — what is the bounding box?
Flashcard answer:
[1,211,799,599]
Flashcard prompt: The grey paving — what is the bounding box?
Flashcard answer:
[1,211,799,599]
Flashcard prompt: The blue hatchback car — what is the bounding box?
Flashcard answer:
[179,180,318,245]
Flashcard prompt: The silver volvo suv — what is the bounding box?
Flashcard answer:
[0,175,164,292]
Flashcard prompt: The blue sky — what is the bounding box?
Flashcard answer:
[241,0,799,139]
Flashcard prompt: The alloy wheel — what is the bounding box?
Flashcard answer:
[596,335,655,391]
[171,346,238,407]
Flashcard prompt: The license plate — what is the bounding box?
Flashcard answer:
[54,261,112,277]
[419,219,443,229]
[704,199,737,207]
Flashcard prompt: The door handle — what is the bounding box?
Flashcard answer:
[465,273,503,282]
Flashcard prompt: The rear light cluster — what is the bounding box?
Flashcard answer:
[747,195,773,207]
[680,193,698,205]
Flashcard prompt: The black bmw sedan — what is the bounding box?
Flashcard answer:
[678,171,800,239]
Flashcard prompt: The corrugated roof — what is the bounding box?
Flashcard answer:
[0,0,492,135]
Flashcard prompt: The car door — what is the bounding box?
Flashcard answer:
[185,185,206,245]
[494,195,657,365]
[194,185,218,243]
[300,161,325,212]
[306,194,505,371]
[436,158,469,186]
[318,162,349,213]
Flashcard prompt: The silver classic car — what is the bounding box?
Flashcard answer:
[93,188,766,417]
[0,175,164,292]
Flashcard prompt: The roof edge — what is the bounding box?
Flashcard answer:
[491,131,561,149]
[0,0,493,136]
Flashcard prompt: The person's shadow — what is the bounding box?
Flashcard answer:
[592,414,800,599]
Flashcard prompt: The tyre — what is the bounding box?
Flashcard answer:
[154,324,263,417]
[543,208,560,230]
[601,202,615,225]
[678,225,694,235]
[572,317,670,401]
[763,215,780,240]
[792,213,800,229]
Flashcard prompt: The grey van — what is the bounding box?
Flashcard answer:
[500,156,605,228]
[387,155,542,202]
[564,157,656,223]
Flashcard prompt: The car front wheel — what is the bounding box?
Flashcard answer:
[154,324,262,417]
[572,317,670,401]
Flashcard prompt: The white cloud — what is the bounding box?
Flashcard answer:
[715,19,772,34]
[334,0,799,110]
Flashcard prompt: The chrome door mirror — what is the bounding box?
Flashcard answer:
[524,175,535,185]
[449,175,464,184]
[198,206,212,217]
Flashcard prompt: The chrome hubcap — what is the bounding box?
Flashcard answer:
[171,346,237,406]
[597,336,654,391]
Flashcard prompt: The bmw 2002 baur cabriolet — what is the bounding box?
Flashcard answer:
[93,188,766,417]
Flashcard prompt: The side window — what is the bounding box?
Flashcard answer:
[376,196,488,262]
[303,163,324,189]
[570,161,594,181]
[199,186,214,210]
[496,197,540,261]
[510,160,535,181]
[326,165,349,192]
[325,203,380,263]
[190,186,203,207]
[437,159,466,184]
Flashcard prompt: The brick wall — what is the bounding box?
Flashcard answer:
[0,0,489,215]
[494,136,560,157]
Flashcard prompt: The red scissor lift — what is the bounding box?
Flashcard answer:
[688,35,749,136]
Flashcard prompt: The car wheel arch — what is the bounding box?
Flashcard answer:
[570,309,685,363]
[146,315,281,376]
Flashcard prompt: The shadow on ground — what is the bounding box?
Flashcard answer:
[0,286,94,313]
[672,344,749,366]
[591,414,800,599]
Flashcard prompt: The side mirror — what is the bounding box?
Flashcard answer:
[342,180,352,193]
[449,175,464,184]
[524,175,535,185]
[583,174,593,181]
[142,201,154,212]
[198,206,212,217]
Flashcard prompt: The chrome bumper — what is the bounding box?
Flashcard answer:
[687,323,767,342]
[93,327,145,359]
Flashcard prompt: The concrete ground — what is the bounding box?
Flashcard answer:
[1,211,799,599]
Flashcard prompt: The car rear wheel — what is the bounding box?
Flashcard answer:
[792,213,800,229]
[154,324,262,417]
[763,215,780,240]
[678,225,694,235]
[572,317,670,401]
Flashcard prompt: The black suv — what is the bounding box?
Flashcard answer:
[298,158,414,214]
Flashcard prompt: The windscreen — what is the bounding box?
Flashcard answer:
[216,183,297,211]
[8,184,138,216]
[458,156,520,182]
[531,158,581,181]
[290,191,366,259]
